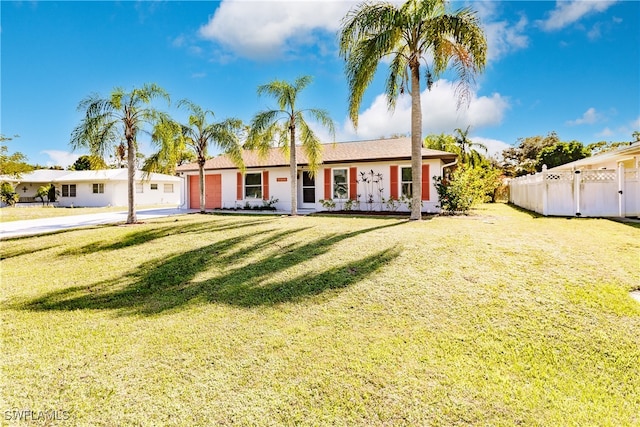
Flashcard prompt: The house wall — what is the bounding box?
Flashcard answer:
[12,182,45,201]
[57,180,181,207]
[182,159,446,213]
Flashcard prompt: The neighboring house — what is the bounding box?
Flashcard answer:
[510,142,640,217]
[1,169,182,207]
[176,137,458,213]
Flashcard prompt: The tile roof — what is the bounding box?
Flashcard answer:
[177,137,457,172]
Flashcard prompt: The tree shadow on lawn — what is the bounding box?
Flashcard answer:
[505,203,544,218]
[1,244,57,260]
[59,217,278,256]
[18,222,403,315]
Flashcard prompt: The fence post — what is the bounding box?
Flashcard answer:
[574,170,582,216]
[541,165,548,216]
[618,162,625,217]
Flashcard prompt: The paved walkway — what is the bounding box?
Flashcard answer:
[0,208,196,239]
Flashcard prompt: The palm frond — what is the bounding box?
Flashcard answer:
[297,119,323,174]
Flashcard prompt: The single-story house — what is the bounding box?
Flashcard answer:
[176,137,458,213]
[509,142,640,217]
[1,169,182,207]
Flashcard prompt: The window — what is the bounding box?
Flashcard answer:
[163,184,174,193]
[136,183,144,193]
[92,183,104,194]
[244,173,262,199]
[401,167,412,197]
[332,169,348,199]
[150,183,158,190]
[61,184,76,197]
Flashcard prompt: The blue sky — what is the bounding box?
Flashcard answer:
[2,0,639,168]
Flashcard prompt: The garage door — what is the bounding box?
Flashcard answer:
[189,174,222,209]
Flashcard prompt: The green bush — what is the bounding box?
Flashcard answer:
[0,182,19,206]
[435,165,502,213]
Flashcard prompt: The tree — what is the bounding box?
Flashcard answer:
[586,140,632,156]
[536,141,590,170]
[501,132,560,176]
[0,182,19,206]
[70,83,170,224]
[69,155,107,171]
[339,0,487,220]
[247,76,335,216]
[35,185,51,206]
[150,100,245,213]
[454,126,487,167]
[423,133,458,154]
[143,119,196,176]
[0,143,33,177]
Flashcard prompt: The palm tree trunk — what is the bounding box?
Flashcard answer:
[126,138,137,224]
[198,160,206,214]
[410,61,422,221]
[290,125,298,216]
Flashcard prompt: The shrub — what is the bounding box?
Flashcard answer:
[434,166,490,214]
[0,182,19,206]
[319,199,336,211]
[261,197,279,210]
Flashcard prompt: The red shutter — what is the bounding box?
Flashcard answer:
[390,165,398,199]
[349,167,357,200]
[236,172,243,200]
[262,171,269,200]
[324,168,331,199]
[421,164,430,201]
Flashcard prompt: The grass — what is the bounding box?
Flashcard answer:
[1,204,639,426]
[0,204,178,222]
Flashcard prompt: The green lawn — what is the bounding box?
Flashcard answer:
[0,204,177,222]
[1,204,638,426]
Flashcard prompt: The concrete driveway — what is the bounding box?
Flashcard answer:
[0,208,195,239]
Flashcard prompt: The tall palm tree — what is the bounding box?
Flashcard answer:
[178,100,244,213]
[144,118,195,175]
[454,126,487,167]
[70,83,170,224]
[247,75,335,216]
[339,0,487,220]
[146,100,245,213]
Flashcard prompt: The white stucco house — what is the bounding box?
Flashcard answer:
[2,169,182,207]
[176,137,458,213]
[509,142,640,217]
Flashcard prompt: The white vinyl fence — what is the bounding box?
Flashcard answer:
[509,165,640,217]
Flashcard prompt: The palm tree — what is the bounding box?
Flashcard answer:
[339,0,487,220]
[454,126,487,167]
[423,132,459,154]
[247,76,335,216]
[143,118,195,175]
[71,83,170,224]
[177,100,244,213]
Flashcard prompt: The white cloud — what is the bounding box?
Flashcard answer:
[327,79,509,141]
[199,0,353,59]
[596,127,614,137]
[566,107,601,126]
[537,0,618,32]
[587,23,602,40]
[200,0,508,61]
[484,14,529,61]
[470,136,511,158]
[41,150,80,168]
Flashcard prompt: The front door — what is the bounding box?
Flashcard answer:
[300,171,316,208]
